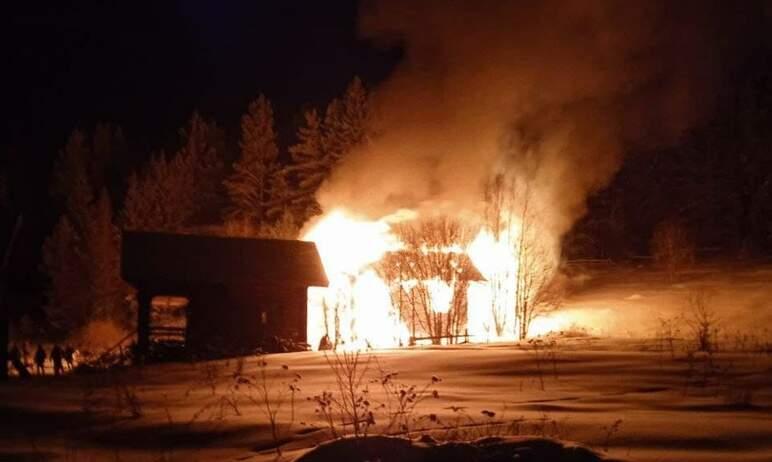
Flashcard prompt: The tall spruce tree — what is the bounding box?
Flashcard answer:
[41,216,90,333]
[43,129,130,336]
[323,76,369,161]
[91,123,129,204]
[83,189,126,324]
[288,76,370,221]
[122,113,225,232]
[224,95,280,227]
[288,109,325,218]
[51,131,94,234]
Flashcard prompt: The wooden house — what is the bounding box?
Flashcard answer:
[121,231,328,358]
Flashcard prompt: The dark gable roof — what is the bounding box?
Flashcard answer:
[122,231,328,287]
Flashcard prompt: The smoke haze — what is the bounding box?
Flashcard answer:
[318,0,741,246]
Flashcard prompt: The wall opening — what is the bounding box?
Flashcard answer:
[150,296,189,344]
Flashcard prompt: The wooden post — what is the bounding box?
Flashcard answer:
[136,289,152,363]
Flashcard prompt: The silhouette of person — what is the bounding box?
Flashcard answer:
[50,345,64,376]
[318,334,333,351]
[8,344,30,378]
[63,345,75,371]
[34,344,46,375]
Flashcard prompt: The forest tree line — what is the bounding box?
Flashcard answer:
[4,55,772,342]
[566,57,772,261]
[33,77,369,339]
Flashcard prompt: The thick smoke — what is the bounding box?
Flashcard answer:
[318,0,731,246]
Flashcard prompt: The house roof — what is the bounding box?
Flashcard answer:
[121,231,329,288]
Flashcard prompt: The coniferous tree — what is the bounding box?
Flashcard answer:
[41,216,89,333]
[323,76,369,161]
[122,153,182,231]
[288,77,370,221]
[178,112,225,212]
[289,109,325,218]
[224,95,280,227]
[91,123,129,204]
[264,169,293,221]
[83,189,127,324]
[43,129,131,336]
[51,131,94,234]
[122,113,225,232]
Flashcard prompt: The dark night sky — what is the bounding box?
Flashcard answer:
[1,1,400,288]
[2,1,399,155]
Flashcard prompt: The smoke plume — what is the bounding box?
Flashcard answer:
[318,0,735,247]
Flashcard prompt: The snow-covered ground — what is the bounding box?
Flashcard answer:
[1,264,770,462]
[540,261,772,340]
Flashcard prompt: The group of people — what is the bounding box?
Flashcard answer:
[7,343,76,377]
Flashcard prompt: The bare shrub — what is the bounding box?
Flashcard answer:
[309,350,373,439]
[374,361,442,435]
[650,219,695,281]
[483,174,563,340]
[655,313,684,359]
[234,356,301,456]
[311,352,445,440]
[521,338,560,390]
[78,370,143,420]
[112,378,143,419]
[437,408,565,443]
[600,419,623,453]
[685,291,719,353]
[187,359,241,424]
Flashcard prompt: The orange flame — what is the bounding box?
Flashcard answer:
[302,208,564,350]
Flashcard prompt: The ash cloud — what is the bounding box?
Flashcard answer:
[318,0,737,243]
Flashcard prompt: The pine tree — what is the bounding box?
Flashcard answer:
[323,76,369,161]
[178,112,225,213]
[43,129,131,335]
[288,76,370,221]
[224,95,280,225]
[83,189,127,324]
[264,168,292,221]
[51,130,90,202]
[289,109,325,217]
[121,113,225,232]
[122,152,185,231]
[91,123,129,204]
[51,130,94,233]
[41,216,90,333]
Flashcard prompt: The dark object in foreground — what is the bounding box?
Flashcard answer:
[294,436,624,462]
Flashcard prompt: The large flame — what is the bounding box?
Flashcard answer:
[303,208,559,350]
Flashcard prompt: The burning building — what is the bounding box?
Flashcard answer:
[302,210,544,351]
[121,231,328,357]
[376,249,484,345]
